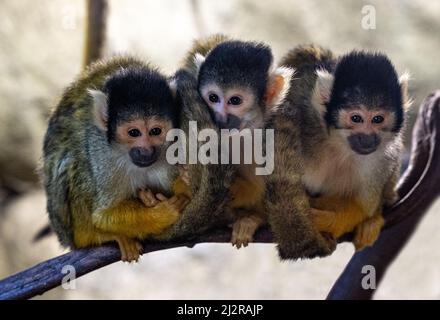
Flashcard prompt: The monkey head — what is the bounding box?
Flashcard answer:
[312,51,410,155]
[194,41,294,130]
[89,67,177,167]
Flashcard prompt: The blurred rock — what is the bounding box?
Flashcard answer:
[0,0,83,192]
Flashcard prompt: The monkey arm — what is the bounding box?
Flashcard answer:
[310,195,368,238]
[92,199,180,238]
[229,175,265,209]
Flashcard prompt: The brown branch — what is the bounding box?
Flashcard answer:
[83,0,108,69]
[0,92,438,300]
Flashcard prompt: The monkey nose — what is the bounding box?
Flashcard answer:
[215,112,228,126]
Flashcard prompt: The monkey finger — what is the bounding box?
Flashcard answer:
[156,193,169,202]
[165,195,179,205]
[138,189,158,207]
[136,241,143,255]
[178,165,191,186]
[174,196,190,211]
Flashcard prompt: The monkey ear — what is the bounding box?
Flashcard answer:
[193,53,206,75]
[311,69,334,115]
[399,72,412,111]
[265,67,295,110]
[88,89,108,131]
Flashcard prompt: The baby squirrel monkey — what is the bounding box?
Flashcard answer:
[280,47,411,250]
[43,57,189,262]
[182,35,293,247]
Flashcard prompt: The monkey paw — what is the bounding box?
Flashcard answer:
[353,215,385,251]
[138,189,159,207]
[231,215,263,249]
[161,194,190,213]
[139,189,189,213]
[115,236,143,263]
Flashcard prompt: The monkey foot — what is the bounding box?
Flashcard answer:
[231,215,263,249]
[353,214,385,251]
[115,236,143,262]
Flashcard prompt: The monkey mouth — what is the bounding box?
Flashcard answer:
[131,158,157,168]
[351,146,378,155]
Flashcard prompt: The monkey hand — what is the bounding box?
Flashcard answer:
[139,189,190,213]
[138,189,160,207]
[353,214,385,251]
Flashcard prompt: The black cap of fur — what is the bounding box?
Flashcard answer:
[104,67,176,142]
[198,41,273,103]
[326,51,404,132]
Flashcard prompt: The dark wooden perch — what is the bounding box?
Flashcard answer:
[0,92,439,300]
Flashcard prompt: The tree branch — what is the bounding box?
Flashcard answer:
[83,0,108,68]
[0,92,438,300]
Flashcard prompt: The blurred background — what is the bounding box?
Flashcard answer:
[0,0,439,299]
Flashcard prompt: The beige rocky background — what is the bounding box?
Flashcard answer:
[0,0,439,299]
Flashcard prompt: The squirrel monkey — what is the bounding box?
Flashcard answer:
[43,57,190,262]
[181,35,293,248]
[280,47,410,250]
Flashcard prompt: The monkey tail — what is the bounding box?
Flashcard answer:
[280,44,335,77]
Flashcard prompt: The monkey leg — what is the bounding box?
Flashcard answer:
[231,213,265,249]
[310,195,367,239]
[115,235,143,262]
[92,198,184,240]
[353,213,385,251]
[229,176,264,209]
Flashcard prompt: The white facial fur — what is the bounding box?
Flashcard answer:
[200,82,261,129]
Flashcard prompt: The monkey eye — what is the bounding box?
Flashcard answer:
[149,127,162,136]
[209,94,219,103]
[372,115,384,124]
[128,128,142,137]
[351,115,363,123]
[228,96,242,106]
